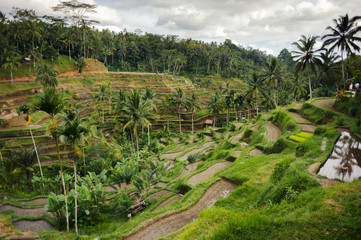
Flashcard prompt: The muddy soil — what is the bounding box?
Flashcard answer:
[308,163,339,188]
[20,198,48,205]
[233,122,243,130]
[298,124,316,133]
[179,142,214,161]
[224,131,233,139]
[233,150,242,158]
[12,220,54,232]
[175,161,203,180]
[288,112,310,123]
[248,149,263,156]
[187,161,232,186]
[264,122,282,142]
[161,151,183,160]
[154,194,183,211]
[251,124,260,131]
[0,205,52,217]
[123,179,237,240]
[312,99,336,111]
[230,131,244,144]
[148,190,171,200]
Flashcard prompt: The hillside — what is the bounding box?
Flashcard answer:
[0,58,360,240]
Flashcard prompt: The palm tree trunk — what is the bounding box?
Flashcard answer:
[308,67,312,99]
[192,113,194,134]
[227,108,229,126]
[11,71,13,84]
[341,50,345,89]
[213,115,216,127]
[73,161,78,237]
[135,129,140,158]
[167,120,169,132]
[0,150,3,163]
[147,125,150,145]
[30,128,44,195]
[179,112,182,134]
[273,85,277,107]
[234,106,238,121]
[55,137,69,233]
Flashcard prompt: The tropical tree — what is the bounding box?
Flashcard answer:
[207,91,223,127]
[2,50,22,84]
[233,93,244,121]
[32,88,70,232]
[171,88,187,133]
[224,90,235,125]
[292,35,322,99]
[246,72,263,115]
[290,74,308,101]
[262,57,284,107]
[159,94,175,132]
[58,117,89,237]
[141,87,156,144]
[94,85,107,124]
[186,92,201,134]
[121,90,156,158]
[318,49,340,88]
[322,14,361,88]
[11,147,37,192]
[35,64,59,88]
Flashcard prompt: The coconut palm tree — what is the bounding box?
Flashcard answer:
[171,88,187,133]
[142,87,156,144]
[262,57,284,107]
[290,74,308,101]
[318,49,340,88]
[35,64,59,88]
[159,94,175,132]
[32,88,70,232]
[292,35,322,99]
[94,85,107,124]
[246,72,263,115]
[58,118,89,237]
[186,92,201,134]
[207,91,223,127]
[233,93,244,121]
[2,50,22,84]
[224,90,235,125]
[322,14,361,88]
[122,90,156,158]
[11,146,37,193]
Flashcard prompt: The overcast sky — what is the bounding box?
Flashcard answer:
[1,0,361,56]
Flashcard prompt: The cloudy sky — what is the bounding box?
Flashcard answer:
[1,0,361,55]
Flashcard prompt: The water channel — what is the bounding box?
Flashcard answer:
[318,131,361,182]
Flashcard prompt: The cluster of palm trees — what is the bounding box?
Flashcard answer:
[292,14,361,97]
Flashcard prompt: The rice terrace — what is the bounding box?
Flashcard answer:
[0,1,361,239]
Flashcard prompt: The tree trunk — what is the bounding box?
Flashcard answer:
[234,106,238,121]
[73,161,78,237]
[55,137,69,233]
[167,120,169,132]
[227,108,229,126]
[308,67,312,99]
[179,111,182,134]
[30,128,44,195]
[135,129,139,158]
[68,44,71,61]
[11,71,13,84]
[147,125,150,145]
[341,49,345,89]
[0,150,3,163]
[26,170,33,193]
[192,113,194,134]
[213,116,216,127]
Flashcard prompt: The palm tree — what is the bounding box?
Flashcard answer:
[58,118,89,237]
[292,35,322,99]
[94,85,107,124]
[186,92,201,134]
[262,57,284,107]
[290,74,308,101]
[32,88,70,232]
[224,90,235,125]
[318,49,340,88]
[11,147,37,193]
[122,90,156,158]
[322,14,361,88]
[171,88,187,133]
[2,51,22,84]
[233,93,244,121]
[159,94,175,132]
[142,87,156,145]
[35,64,59,88]
[207,92,223,127]
[246,72,263,115]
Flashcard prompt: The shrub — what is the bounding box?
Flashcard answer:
[109,193,135,217]
[174,182,192,194]
[270,156,294,182]
[187,153,199,163]
[264,138,291,154]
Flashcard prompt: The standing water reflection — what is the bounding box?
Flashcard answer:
[318,131,361,182]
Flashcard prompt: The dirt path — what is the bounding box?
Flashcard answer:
[13,220,54,232]
[298,124,316,133]
[0,205,52,217]
[179,142,214,161]
[187,161,232,186]
[233,150,242,158]
[288,112,310,123]
[248,149,263,156]
[148,190,171,200]
[264,122,282,142]
[311,98,336,111]
[123,179,237,240]
[20,198,48,205]
[175,161,203,180]
[308,163,339,188]
[230,131,244,144]
[161,151,183,160]
[154,194,183,211]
